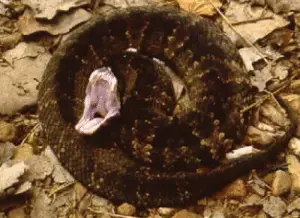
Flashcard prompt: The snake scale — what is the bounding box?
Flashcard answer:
[38,6,294,207]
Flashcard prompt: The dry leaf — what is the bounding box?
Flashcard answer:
[91,195,114,212]
[23,0,90,20]
[239,47,265,71]
[177,0,221,16]
[223,1,289,45]
[17,8,91,36]
[266,0,300,13]
[0,0,11,5]
[0,162,28,192]
[0,33,22,50]
[250,65,272,91]
[30,188,53,218]
[239,45,284,72]
[15,181,32,194]
[3,42,45,65]
[263,45,283,61]
[44,146,74,184]
[26,155,54,181]
[0,43,51,115]
[287,198,300,213]
[0,3,6,16]
[272,61,289,80]
[0,142,15,165]
[263,196,287,217]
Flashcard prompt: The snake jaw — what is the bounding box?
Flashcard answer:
[75,67,121,135]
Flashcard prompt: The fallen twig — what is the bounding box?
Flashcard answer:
[19,123,40,146]
[231,16,273,26]
[87,207,141,218]
[48,182,75,197]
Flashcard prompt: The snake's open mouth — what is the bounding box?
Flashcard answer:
[75,66,291,162]
[75,67,121,135]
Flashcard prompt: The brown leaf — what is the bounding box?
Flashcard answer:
[0,42,51,115]
[223,1,289,45]
[0,162,28,193]
[177,0,221,16]
[17,8,91,36]
[23,0,90,20]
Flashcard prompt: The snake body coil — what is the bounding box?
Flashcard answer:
[38,7,292,207]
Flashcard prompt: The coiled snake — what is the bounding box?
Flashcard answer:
[38,7,294,207]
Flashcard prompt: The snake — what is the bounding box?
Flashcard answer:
[37,6,295,207]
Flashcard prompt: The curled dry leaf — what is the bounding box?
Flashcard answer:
[0,3,6,16]
[172,209,202,218]
[0,121,16,142]
[0,162,28,193]
[250,60,290,91]
[245,98,290,146]
[15,181,32,194]
[266,0,300,13]
[90,195,113,213]
[25,155,54,181]
[0,32,22,51]
[44,146,74,184]
[288,137,300,156]
[218,179,247,199]
[251,66,273,91]
[287,154,300,192]
[3,42,45,65]
[223,1,289,45]
[177,0,221,16]
[280,81,300,137]
[17,8,91,36]
[239,47,265,72]
[239,44,283,74]
[295,13,300,27]
[272,170,291,196]
[0,42,51,115]
[0,0,12,5]
[22,0,90,20]
[287,198,300,213]
[263,196,287,217]
[0,142,15,165]
[30,188,53,218]
[273,62,289,80]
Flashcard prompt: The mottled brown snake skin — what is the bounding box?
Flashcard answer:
[38,7,294,207]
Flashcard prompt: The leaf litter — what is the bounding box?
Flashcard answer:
[1,0,300,217]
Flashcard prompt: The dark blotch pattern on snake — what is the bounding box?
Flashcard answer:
[38,7,294,207]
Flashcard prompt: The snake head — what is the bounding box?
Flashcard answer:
[75,67,121,135]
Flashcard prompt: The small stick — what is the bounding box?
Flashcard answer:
[0,26,12,33]
[48,182,75,197]
[19,123,40,146]
[231,16,273,26]
[263,89,282,108]
[87,207,141,218]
